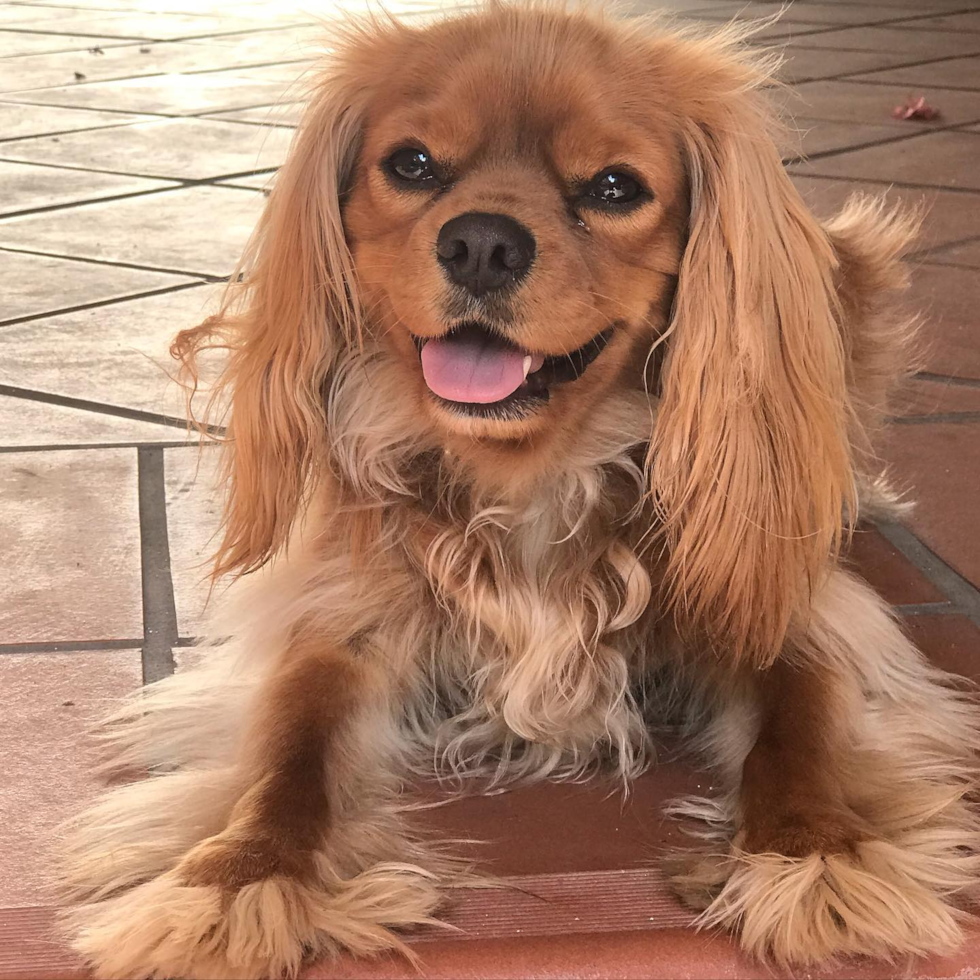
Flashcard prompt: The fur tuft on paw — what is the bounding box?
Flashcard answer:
[61,860,445,980]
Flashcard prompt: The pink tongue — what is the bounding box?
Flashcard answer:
[421,335,530,404]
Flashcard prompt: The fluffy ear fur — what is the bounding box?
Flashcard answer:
[647,32,855,665]
[172,59,370,579]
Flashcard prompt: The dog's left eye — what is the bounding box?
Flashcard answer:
[387,147,436,185]
[583,170,644,206]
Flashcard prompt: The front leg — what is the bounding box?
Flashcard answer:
[178,640,361,891]
[737,657,871,858]
[671,570,980,966]
[67,635,442,980]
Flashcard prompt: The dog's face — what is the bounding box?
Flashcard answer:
[343,14,688,447]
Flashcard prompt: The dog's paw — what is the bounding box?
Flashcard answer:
[63,841,445,979]
[673,837,967,965]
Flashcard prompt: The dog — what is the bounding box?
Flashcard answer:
[59,3,980,977]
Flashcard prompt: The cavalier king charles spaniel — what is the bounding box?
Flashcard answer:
[60,3,980,977]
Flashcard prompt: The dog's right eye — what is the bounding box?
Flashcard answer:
[387,147,437,186]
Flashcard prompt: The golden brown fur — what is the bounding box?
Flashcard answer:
[58,4,980,977]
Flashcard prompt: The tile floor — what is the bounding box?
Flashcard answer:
[1,0,979,977]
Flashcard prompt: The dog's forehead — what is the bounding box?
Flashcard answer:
[362,14,673,165]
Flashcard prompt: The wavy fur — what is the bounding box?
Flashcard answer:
[59,3,978,978]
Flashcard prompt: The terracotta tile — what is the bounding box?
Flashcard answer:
[0,30,129,57]
[892,11,980,33]
[411,760,703,878]
[892,376,980,417]
[903,614,980,683]
[906,263,980,379]
[925,236,980,270]
[10,11,305,41]
[790,79,980,128]
[797,131,980,191]
[306,923,980,980]
[0,395,196,447]
[848,54,980,92]
[233,61,314,86]
[776,25,980,56]
[0,249,191,322]
[0,104,148,141]
[0,185,265,276]
[701,1,924,26]
[0,5,84,25]
[1,117,289,180]
[787,117,914,159]
[0,286,225,418]
[0,41,309,94]
[844,526,945,604]
[0,906,86,980]
[182,24,326,62]
[0,648,142,906]
[776,46,916,85]
[881,422,980,590]
[0,160,175,217]
[0,449,142,642]
[791,174,980,252]
[218,171,276,191]
[204,101,304,126]
[164,445,224,638]
[4,72,291,116]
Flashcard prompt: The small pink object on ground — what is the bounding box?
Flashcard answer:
[893,94,941,121]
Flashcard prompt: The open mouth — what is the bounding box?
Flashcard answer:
[412,321,612,418]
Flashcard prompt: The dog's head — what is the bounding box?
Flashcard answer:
[178,4,857,660]
[342,10,687,450]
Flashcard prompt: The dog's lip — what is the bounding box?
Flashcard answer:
[410,320,613,398]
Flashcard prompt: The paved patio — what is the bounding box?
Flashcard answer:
[1,0,979,977]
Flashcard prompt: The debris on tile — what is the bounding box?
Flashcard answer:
[88,46,104,55]
[140,46,151,53]
[73,71,86,82]
[893,94,940,121]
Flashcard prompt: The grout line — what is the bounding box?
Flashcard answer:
[137,446,178,684]
[0,244,228,282]
[0,279,204,328]
[0,638,143,655]
[913,233,980,262]
[195,114,296,130]
[890,412,980,424]
[0,155,279,189]
[914,371,980,388]
[786,167,980,197]
[0,55,310,97]
[707,6,980,43]
[0,97,176,119]
[877,521,980,629]
[0,440,203,453]
[0,27,156,42]
[836,75,980,95]
[782,117,980,167]
[785,49,980,87]
[0,180,190,220]
[0,382,225,436]
[893,601,958,616]
[0,118,147,146]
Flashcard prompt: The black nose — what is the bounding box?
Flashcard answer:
[436,212,536,298]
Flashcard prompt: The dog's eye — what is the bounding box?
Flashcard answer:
[387,147,436,185]
[583,170,644,207]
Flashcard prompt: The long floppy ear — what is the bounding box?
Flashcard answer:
[647,32,855,665]
[172,60,371,580]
